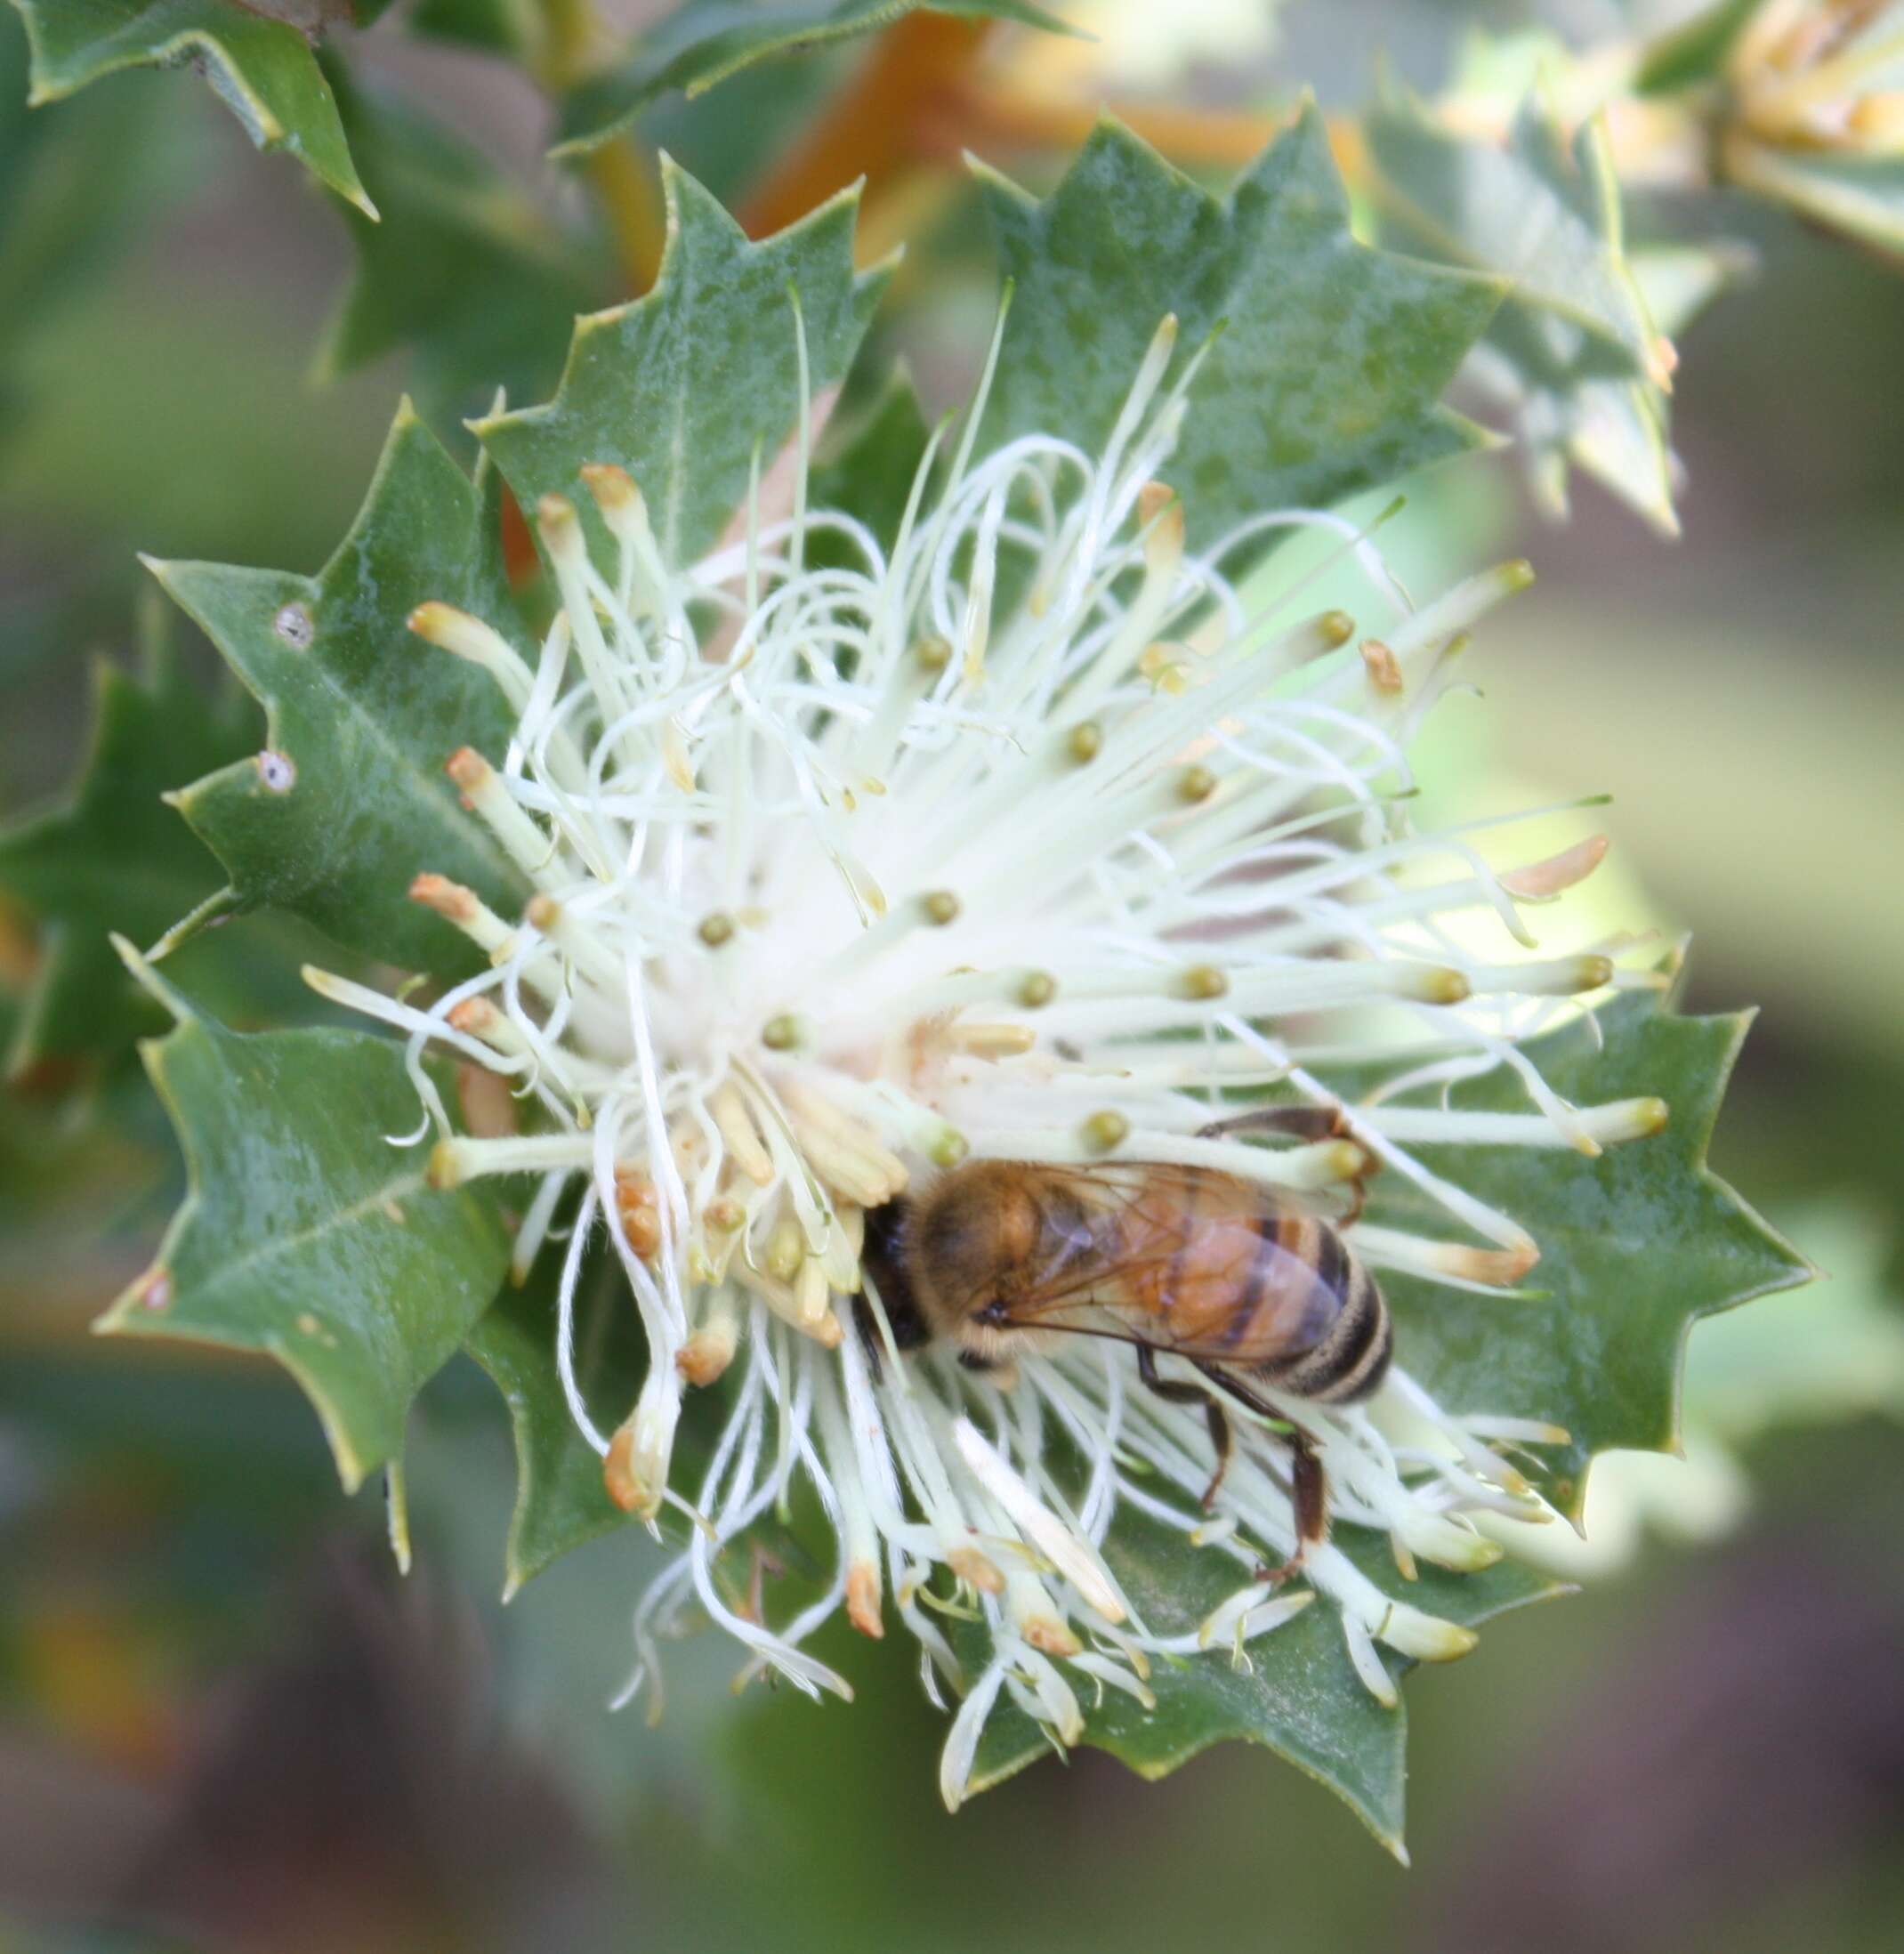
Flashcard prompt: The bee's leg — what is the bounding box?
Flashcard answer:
[1259,1427,1327,1587]
[1136,1345,1233,1509]
[1197,1103,1346,1143]
[1200,1401,1234,1509]
[1198,1103,1371,1223]
[958,1347,1021,1393]
[1196,1363,1329,1584]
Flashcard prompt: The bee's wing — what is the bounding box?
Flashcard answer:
[993,1163,1324,1365]
[1027,1159,1330,1223]
[987,1256,1249,1368]
[990,1281,1271,1364]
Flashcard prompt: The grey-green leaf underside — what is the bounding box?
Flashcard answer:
[1365,83,1690,533]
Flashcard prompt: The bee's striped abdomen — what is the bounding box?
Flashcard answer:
[1255,1225,1392,1405]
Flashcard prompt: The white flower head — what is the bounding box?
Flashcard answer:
[313,310,1669,1805]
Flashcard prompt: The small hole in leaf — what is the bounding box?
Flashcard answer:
[256,749,297,794]
[273,602,315,648]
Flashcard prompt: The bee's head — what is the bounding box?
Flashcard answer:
[909,1160,1044,1347]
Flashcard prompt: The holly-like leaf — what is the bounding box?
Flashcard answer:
[1364,84,1684,533]
[0,616,255,1075]
[317,61,609,426]
[809,359,932,552]
[98,952,511,1492]
[1367,83,1656,370]
[963,1516,1558,1857]
[972,106,1502,557]
[464,1242,646,1597]
[1629,239,1754,344]
[466,1239,805,1598]
[1467,238,1744,537]
[1341,983,1811,1520]
[5,0,375,217]
[553,0,1070,160]
[152,400,531,973]
[475,161,888,570]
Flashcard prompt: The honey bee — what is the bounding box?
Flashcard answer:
[858,1109,1389,1573]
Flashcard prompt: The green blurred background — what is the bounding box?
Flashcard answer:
[3,4,1902,1950]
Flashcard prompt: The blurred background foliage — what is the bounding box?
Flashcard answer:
[2,2,1902,1950]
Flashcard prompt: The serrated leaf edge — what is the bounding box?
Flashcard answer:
[145,398,523,941]
[470,158,895,569]
[1365,83,1651,363]
[93,938,502,1495]
[963,1570,1569,1859]
[8,0,378,218]
[968,101,1509,485]
[1641,994,1817,1473]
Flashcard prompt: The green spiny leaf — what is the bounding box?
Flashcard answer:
[5,0,375,217]
[466,1238,800,1598]
[1366,83,1655,364]
[973,105,1504,556]
[1364,84,1686,534]
[465,1240,647,1597]
[961,1517,1558,1856]
[1630,241,1755,344]
[1522,239,1748,526]
[317,61,610,426]
[0,617,254,1075]
[475,161,887,569]
[810,360,932,552]
[1335,982,1811,1520]
[99,953,512,1492]
[154,400,532,973]
[553,0,1071,160]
